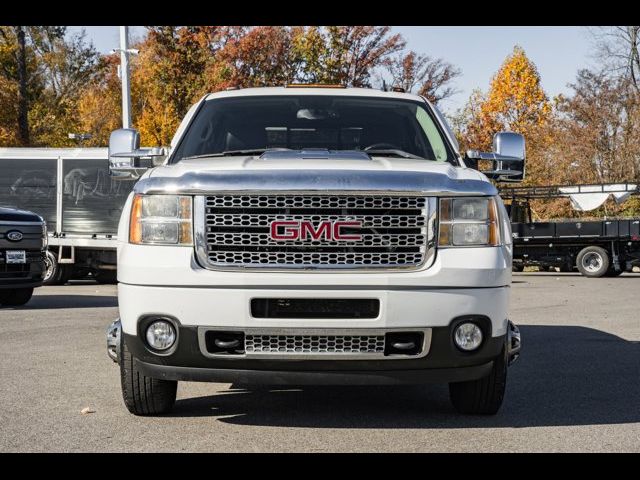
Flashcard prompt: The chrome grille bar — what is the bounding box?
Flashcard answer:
[205,213,427,228]
[206,232,427,247]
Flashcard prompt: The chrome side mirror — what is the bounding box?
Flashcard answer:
[466,132,526,182]
[108,128,168,180]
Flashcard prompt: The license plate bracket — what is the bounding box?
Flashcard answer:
[6,250,26,264]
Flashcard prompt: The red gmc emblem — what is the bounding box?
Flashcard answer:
[270,220,363,241]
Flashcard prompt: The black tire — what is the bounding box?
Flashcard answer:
[120,336,177,416]
[43,250,62,285]
[0,288,34,306]
[512,264,524,272]
[576,246,610,278]
[449,345,507,415]
[95,270,117,284]
[43,251,73,285]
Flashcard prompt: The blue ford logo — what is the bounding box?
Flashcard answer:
[6,230,23,242]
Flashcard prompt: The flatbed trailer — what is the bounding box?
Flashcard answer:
[500,183,640,277]
[0,148,136,284]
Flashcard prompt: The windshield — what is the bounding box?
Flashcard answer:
[170,95,455,163]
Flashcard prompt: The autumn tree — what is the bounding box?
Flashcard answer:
[77,26,411,146]
[133,26,233,145]
[319,26,405,87]
[482,46,550,138]
[385,51,461,104]
[455,46,551,182]
[215,26,304,88]
[75,54,122,147]
[552,71,640,184]
[8,26,453,148]
[450,88,488,151]
[591,26,640,92]
[215,26,407,88]
[0,26,100,147]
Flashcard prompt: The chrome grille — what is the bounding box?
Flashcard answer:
[197,194,433,269]
[245,334,385,354]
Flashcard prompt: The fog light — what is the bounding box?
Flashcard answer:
[454,322,483,351]
[146,320,176,351]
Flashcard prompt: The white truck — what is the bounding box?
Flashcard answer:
[106,86,522,415]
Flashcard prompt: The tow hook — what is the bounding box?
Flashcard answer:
[214,338,241,350]
[107,319,121,364]
[507,320,521,366]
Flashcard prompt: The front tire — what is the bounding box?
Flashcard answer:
[449,345,508,415]
[120,335,177,416]
[0,287,34,306]
[43,250,72,285]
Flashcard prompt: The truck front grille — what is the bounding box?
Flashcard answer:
[197,194,434,269]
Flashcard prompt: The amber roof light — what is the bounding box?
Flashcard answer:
[285,83,346,89]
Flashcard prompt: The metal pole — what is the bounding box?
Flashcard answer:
[119,26,132,129]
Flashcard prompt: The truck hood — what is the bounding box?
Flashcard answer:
[0,206,44,223]
[135,152,496,196]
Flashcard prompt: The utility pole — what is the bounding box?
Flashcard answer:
[119,26,132,129]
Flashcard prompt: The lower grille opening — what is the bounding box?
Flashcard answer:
[251,298,380,319]
[200,328,430,359]
[245,333,385,355]
[204,331,245,355]
[0,262,30,279]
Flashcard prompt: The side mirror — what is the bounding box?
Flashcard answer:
[108,128,168,180]
[465,132,526,183]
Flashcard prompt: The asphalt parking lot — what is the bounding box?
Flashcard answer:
[0,273,638,452]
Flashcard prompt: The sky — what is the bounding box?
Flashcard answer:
[67,26,596,115]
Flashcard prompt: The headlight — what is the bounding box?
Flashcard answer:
[129,194,193,245]
[438,197,500,247]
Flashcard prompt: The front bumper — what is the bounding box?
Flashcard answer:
[133,359,496,385]
[108,318,521,385]
[0,252,45,289]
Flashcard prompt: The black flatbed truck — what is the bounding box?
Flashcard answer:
[499,183,640,277]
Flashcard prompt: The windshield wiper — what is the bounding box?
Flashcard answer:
[182,148,429,161]
[182,148,292,160]
[364,149,428,160]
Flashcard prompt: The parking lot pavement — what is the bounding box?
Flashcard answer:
[0,274,638,452]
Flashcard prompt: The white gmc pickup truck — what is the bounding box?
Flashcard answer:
[106,86,522,415]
